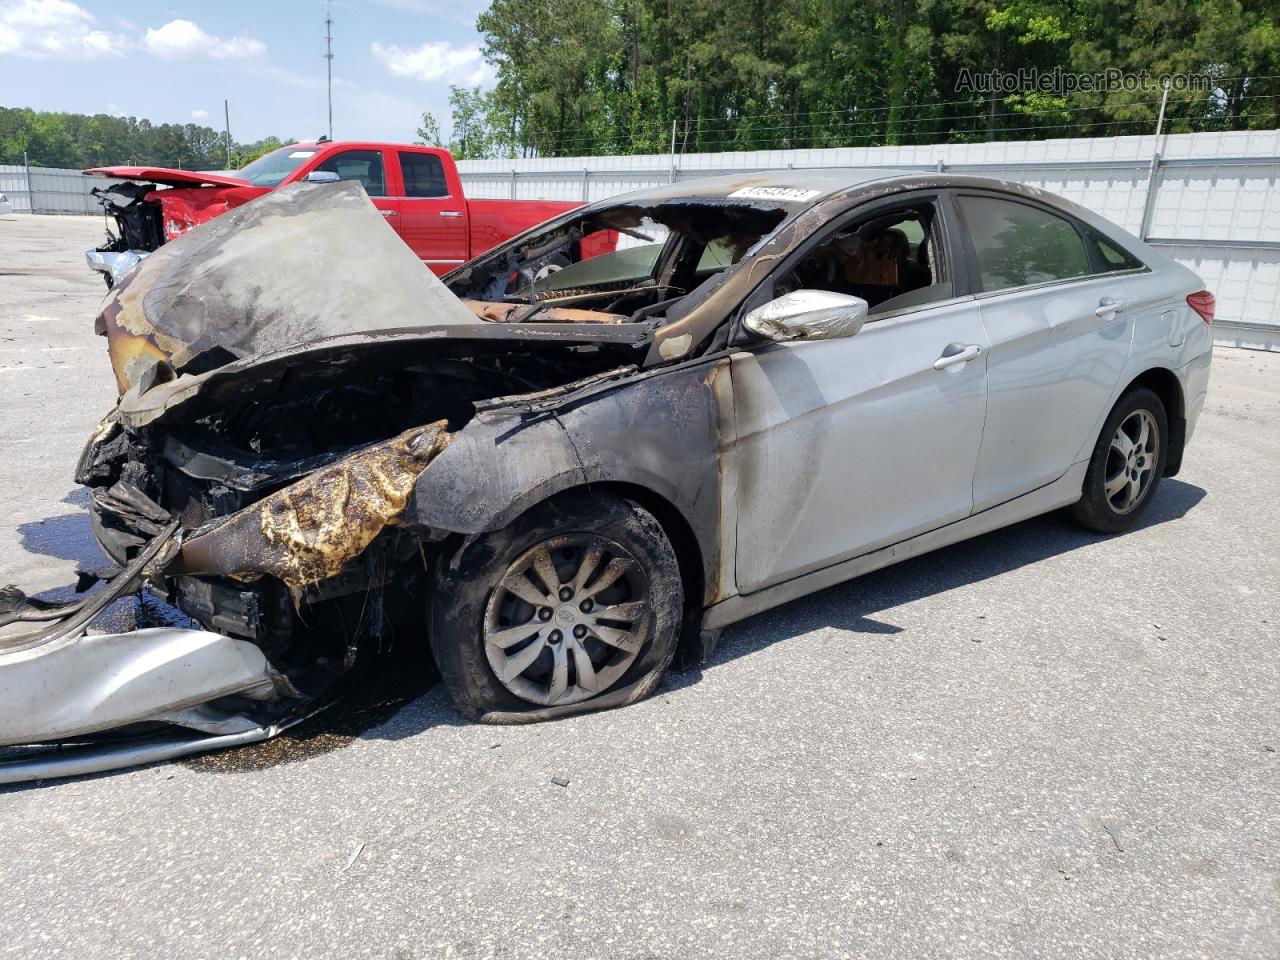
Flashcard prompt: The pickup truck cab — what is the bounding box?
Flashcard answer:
[85,140,594,284]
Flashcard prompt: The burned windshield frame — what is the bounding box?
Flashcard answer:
[446,200,788,316]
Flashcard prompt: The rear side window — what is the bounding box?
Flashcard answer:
[1089,230,1145,272]
[958,195,1089,291]
[313,149,386,196]
[400,152,449,198]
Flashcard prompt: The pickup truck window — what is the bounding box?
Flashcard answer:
[400,153,448,198]
[238,146,318,187]
[313,149,387,197]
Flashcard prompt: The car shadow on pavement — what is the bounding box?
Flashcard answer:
[667,478,1207,685]
[13,488,105,600]
[6,479,1205,779]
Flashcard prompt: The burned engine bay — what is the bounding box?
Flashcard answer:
[0,177,794,782]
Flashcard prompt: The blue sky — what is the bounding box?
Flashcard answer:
[0,0,494,143]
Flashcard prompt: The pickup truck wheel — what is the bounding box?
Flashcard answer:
[429,493,683,723]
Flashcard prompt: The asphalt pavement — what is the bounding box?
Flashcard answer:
[1,213,1277,959]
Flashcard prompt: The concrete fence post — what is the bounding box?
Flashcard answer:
[1138,154,1162,240]
[24,151,34,215]
[1138,82,1172,241]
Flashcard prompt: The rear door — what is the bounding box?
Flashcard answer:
[395,148,469,274]
[305,147,401,230]
[955,192,1132,511]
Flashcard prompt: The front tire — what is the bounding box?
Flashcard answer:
[1071,386,1168,533]
[429,493,683,723]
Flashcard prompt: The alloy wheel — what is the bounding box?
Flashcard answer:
[1104,409,1159,514]
[483,534,651,706]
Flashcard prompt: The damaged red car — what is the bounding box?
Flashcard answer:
[0,170,1212,783]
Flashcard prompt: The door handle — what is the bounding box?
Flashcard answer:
[379,209,397,217]
[934,343,983,370]
[439,210,462,218]
[1095,297,1126,317]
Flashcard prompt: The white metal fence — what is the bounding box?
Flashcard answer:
[5,132,1277,347]
[458,130,1280,349]
[0,160,125,215]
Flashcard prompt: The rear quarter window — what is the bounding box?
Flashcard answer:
[1089,230,1146,272]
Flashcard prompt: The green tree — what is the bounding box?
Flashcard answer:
[416,112,443,146]
[447,86,496,158]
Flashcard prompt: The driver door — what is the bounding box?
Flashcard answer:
[730,195,990,593]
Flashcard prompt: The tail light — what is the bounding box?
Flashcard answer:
[1186,290,1215,324]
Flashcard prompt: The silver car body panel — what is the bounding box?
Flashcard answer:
[0,725,282,786]
[0,627,281,747]
[85,249,146,284]
[972,271,1134,512]
[705,458,1091,631]
[730,295,991,593]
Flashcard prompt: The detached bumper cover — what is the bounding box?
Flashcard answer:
[0,627,281,747]
[0,524,295,785]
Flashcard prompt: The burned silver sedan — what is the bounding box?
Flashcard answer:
[1,170,1213,782]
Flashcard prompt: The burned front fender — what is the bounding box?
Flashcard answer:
[407,357,735,608]
[406,411,585,536]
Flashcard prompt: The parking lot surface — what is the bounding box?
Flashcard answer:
[2,214,1277,959]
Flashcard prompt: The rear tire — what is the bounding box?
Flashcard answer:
[1071,386,1168,533]
[428,493,683,723]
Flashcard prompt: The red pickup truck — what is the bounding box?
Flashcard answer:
[85,140,598,285]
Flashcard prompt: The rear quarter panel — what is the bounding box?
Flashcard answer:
[1071,257,1212,463]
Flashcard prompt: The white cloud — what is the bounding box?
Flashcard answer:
[142,19,265,61]
[191,109,209,121]
[371,40,493,88]
[263,64,325,90]
[0,0,128,59]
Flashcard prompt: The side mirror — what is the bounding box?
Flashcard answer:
[305,170,340,183]
[743,289,869,342]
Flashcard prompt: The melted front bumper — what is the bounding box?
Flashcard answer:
[0,524,297,785]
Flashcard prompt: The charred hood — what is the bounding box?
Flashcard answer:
[96,180,480,394]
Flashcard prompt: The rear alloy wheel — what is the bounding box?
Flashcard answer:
[1103,409,1160,515]
[429,493,683,722]
[1072,386,1168,533]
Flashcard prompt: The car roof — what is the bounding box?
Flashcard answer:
[287,141,440,151]
[599,168,919,210]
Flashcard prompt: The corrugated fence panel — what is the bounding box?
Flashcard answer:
[5,132,1276,344]
[458,130,1280,345]
[0,164,125,214]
